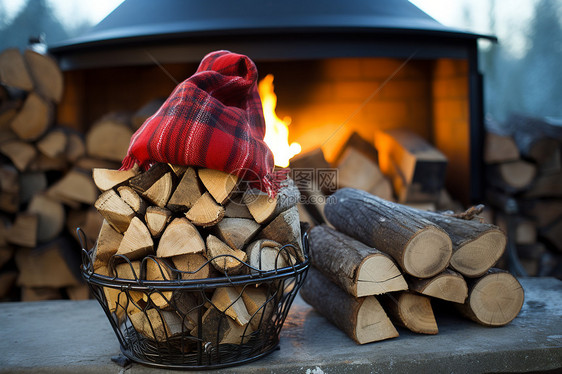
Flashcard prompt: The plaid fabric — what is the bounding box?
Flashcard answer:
[121,50,282,196]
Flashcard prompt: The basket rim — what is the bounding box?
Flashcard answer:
[80,230,310,291]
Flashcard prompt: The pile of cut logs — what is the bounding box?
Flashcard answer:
[484,114,562,277]
[300,188,524,344]
[90,162,304,344]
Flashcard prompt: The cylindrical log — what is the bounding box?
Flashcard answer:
[456,268,524,327]
[300,266,398,344]
[324,188,452,278]
[308,225,407,296]
[402,206,506,278]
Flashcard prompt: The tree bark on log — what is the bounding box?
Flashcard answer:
[401,206,506,278]
[300,267,398,344]
[324,188,452,278]
[308,225,407,296]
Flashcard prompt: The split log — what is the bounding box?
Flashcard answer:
[92,220,122,270]
[522,172,562,199]
[324,188,452,278]
[380,292,439,334]
[308,225,407,297]
[143,257,173,308]
[15,238,81,288]
[403,206,507,278]
[19,171,47,204]
[375,128,447,203]
[205,235,247,275]
[240,286,274,331]
[129,163,170,194]
[0,48,33,90]
[47,169,99,205]
[10,93,51,141]
[141,172,173,208]
[243,181,300,224]
[246,239,293,272]
[86,114,133,162]
[65,131,86,163]
[0,164,19,213]
[116,216,154,260]
[145,206,172,238]
[28,153,68,173]
[23,49,64,103]
[0,247,14,269]
[74,157,121,172]
[289,148,332,224]
[456,268,524,326]
[300,267,398,344]
[157,218,205,257]
[94,189,135,233]
[484,132,520,163]
[166,167,202,213]
[93,166,140,191]
[185,192,225,227]
[257,206,303,260]
[170,291,199,329]
[337,146,394,201]
[496,214,536,245]
[195,307,247,345]
[6,212,38,247]
[198,168,238,204]
[407,269,468,303]
[0,140,37,171]
[36,128,67,158]
[508,114,562,165]
[98,263,143,320]
[519,198,562,228]
[27,194,65,243]
[129,308,188,342]
[171,253,213,280]
[117,186,147,216]
[67,207,103,250]
[214,217,260,251]
[211,287,251,326]
[224,195,253,219]
[334,131,379,166]
[486,160,537,193]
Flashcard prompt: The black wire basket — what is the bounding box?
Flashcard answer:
[79,229,309,370]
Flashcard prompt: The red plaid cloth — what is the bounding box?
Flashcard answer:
[121,50,283,196]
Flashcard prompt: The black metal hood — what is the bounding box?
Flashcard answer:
[50,0,495,70]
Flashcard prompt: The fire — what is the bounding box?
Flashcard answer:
[259,74,301,167]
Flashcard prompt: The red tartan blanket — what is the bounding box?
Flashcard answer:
[121,50,282,196]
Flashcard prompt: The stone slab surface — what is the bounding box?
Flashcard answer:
[0,277,560,373]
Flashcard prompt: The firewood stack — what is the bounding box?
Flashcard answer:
[300,188,524,344]
[0,47,100,301]
[484,114,562,277]
[89,163,304,344]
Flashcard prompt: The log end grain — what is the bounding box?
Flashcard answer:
[450,229,506,277]
[356,255,408,296]
[403,226,452,278]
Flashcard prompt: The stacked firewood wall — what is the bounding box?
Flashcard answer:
[0,48,163,301]
[484,115,562,277]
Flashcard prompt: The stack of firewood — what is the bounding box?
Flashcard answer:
[0,47,100,300]
[484,114,562,277]
[90,163,304,344]
[300,188,524,344]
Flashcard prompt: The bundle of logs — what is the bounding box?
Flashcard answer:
[300,188,525,344]
[484,114,562,277]
[90,162,304,344]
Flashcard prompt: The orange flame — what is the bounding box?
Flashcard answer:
[259,74,301,167]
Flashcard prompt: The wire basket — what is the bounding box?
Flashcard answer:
[79,229,309,370]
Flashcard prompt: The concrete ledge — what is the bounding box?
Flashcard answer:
[0,277,560,373]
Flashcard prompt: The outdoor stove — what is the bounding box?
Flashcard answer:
[50,0,495,204]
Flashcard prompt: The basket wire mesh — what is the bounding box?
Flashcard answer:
[79,228,309,370]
